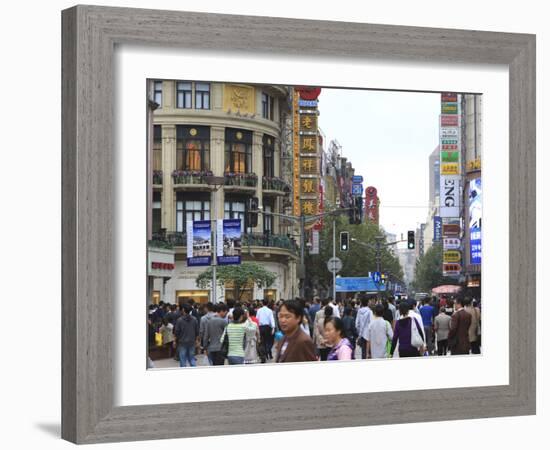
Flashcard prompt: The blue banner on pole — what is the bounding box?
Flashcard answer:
[187,220,212,266]
[469,178,482,265]
[217,219,242,265]
[352,183,363,196]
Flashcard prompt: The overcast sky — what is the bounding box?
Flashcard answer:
[317,88,440,241]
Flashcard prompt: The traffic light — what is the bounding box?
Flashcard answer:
[340,231,349,251]
[246,197,259,228]
[348,197,363,224]
[407,230,415,249]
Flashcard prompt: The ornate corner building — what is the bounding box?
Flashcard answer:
[147,80,299,304]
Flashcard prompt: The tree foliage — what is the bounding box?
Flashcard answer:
[304,215,404,294]
[196,262,277,301]
[411,242,458,292]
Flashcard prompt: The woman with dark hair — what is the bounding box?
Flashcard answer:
[275,300,318,363]
[324,317,354,361]
[221,306,256,365]
[390,302,425,358]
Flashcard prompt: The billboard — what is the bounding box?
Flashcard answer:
[216,219,242,265]
[440,175,461,217]
[335,277,386,293]
[186,220,212,266]
[469,178,482,265]
[440,114,459,126]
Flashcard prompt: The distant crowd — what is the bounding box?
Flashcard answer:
[147,294,481,368]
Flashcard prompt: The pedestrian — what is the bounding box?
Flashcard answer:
[275,300,318,363]
[221,307,255,365]
[204,304,228,365]
[463,297,481,354]
[257,299,275,361]
[381,299,395,328]
[387,296,397,322]
[173,303,200,367]
[448,297,472,355]
[342,307,358,350]
[419,297,435,355]
[367,303,394,359]
[243,307,260,364]
[327,296,341,318]
[313,302,333,361]
[159,317,175,358]
[309,296,321,330]
[199,302,216,364]
[434,306,452,356]
[390,301,425,358]
[324,317,354,361]
[355,295,374,359]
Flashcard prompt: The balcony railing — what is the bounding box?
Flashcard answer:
[224,172,258,187]
[151,231,297,254]
[243,233,298,253]
[152,170,163,185]
[171,170,213,185]
[262,176,291,193]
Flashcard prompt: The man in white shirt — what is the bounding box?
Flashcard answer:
[355,295,374,359]
[327,297,340,318]
[257,299,275,361]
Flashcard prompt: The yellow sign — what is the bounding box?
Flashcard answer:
[301,178,318,195]
[223,84,256,115]
[467,158,482,172]
[441,162,460,175]
[300,114,317,131]
[301,199,318,216]
[293,93,301,216]
[300,136,317,153]
[443,250,462,263]
[301,157,317,174]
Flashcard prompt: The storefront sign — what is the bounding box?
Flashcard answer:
[298,99,318,107]
[440,176,461,217]
[441,162,460,175]
[187,220,212,266]
[469,178,482,265]
[443,250,462,263]
[441,151,459,163]
[434,216,442,241]
[467,158,482,172]
[443,263,462,274]
[442,224,461,237]
[365,186,379,225]
[440,127,459,138]
[443,237,461,250]
[310,230,320,255]
[217,219,242,265]
[441,102,458,114]
[440,114,459,126]
[441,92,458,103]
[352,183,363,196]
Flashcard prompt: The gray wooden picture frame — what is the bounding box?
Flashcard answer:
[61,5,536,444]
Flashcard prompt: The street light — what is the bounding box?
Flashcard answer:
[204,175,225,303]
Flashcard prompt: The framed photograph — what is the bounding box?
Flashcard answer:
[62,5,535,444]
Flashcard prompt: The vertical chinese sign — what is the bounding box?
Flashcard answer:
[365,186,379,225]
[294,87,321,218]
[439,92,462,277]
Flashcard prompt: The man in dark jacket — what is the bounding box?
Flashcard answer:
[174,304,200,367]
[448,297,472,355]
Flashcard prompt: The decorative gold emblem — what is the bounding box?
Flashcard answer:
[189,128,197,136]
[236,132,243,140]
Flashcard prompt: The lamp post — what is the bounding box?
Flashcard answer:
[204,175,225,303]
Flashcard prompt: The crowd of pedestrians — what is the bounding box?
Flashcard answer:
[147,293,481,368]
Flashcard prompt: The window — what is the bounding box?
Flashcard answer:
[176,81,192,109]
[225,128,252,173]
[152,192,162,234]
[176,193,210,232]
[154,81,162,107]
[263,135,275,178]
[263,202,273,235]
[195,83,210,110]
[176,126,210,171]
[153,125,162,171]
[224,199,246,232]
[262,92,274,120]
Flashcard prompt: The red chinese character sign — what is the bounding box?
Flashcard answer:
[365,186,379,225]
